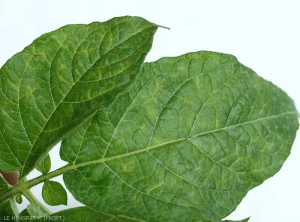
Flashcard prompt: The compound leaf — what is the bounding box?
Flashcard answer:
[0,16,158,178]
[60,51,298,221]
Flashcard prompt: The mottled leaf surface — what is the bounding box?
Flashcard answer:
[0,16,157,178]
[60,51,298,221]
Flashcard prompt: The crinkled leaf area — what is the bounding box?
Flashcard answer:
[60,51,299,221]
[0,16,158,178]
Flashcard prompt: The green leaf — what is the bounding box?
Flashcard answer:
[15,194,23,204]
[42,180,67,206]
[0,199,18,221]
[60,51,298,221]
[18,209,31,222]
[26,203,49,218]
[36,155,51,174]
[30,206,141,222]
[0,174,9,195]
[0,16,158,178]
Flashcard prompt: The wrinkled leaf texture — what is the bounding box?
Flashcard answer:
[60,51,298,221]
[0,16,158,178]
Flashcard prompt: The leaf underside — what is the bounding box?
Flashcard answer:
[0,16,158,178]
[58,51,298,221]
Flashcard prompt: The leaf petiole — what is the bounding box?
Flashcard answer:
[0,164,71,203]
[22,188,52,215]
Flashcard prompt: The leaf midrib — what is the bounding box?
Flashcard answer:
[62,111,298,173]
[1,110,296,204]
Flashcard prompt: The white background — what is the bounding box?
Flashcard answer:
[0,1,299,221]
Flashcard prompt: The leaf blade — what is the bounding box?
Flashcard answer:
[36,155,51,174]
[61,51,299,221]
[0,16,158,178]
[42,180,67,206]
[0,174,9,195]
[26,203,49,218]
[222,218,250,222]
[0,199,19,221]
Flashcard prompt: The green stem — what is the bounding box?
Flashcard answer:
[0,163,71,203]
[1,136,190,203]
[22,188,52,214]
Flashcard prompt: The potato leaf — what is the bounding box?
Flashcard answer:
[0,199,18,221]
[15,194,22,205]
[26,203,49,218]
[42,180,67,206]
[0,174,9,194]
[0,16,158,178]
[60,51,298,221]
[36,155,51,174]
